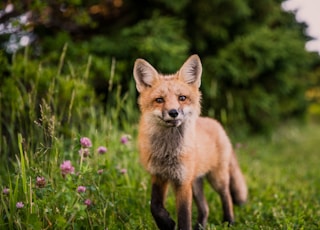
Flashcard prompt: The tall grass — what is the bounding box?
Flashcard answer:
[1,48,320,229]
[0,46,145,229]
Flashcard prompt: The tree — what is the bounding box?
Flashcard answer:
[1,0,318,133]
[185,0,317,132]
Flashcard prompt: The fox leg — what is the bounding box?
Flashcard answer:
[192,177,209,230]
[219,188,234,225]
[150,176,175,230]
[174,181,193,230]
[207,171,234,225]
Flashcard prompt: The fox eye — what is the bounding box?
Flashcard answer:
[155,98,164,103]
[179,95,187,101]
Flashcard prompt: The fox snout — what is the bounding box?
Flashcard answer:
[162,108,183,127]
[168,109,179,118]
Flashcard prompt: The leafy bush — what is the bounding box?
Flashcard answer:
[2,0,319,134]
[202,28,312,132]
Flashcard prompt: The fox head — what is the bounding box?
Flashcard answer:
[133,55,202,128]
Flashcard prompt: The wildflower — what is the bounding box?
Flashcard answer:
[2,188,9,195]
[77,186,86,193]
[120,135,129,144]
[97,169,104,174]
[84,199,92,207]
[60,160,75,176]
[97,146,107,154]
[79,148,90,157]
[36,176,46,188]
[120,168,127,174]
[5,4,14,14]
[16,202,24,209]
[80,137,92,148]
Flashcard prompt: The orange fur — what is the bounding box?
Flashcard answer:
[133,55,247,230]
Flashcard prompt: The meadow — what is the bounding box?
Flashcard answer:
[1,50,320,229]
[2,115,320,230]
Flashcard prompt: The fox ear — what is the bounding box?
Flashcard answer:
[133,59,159,92]
[178,54,202,88]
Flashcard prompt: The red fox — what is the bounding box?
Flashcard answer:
[133,55,247,230]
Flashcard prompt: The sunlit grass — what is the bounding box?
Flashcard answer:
[1,49,320,229]
[230,122,320,230]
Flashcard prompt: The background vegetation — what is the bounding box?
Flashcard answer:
[1,0,320,229]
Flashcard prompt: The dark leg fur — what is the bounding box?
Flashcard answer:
[206,173,235,226]
[173,182,193,230]
[177,201,191,230]
[150,177,175,230]
[220,190,235,225]
[192,177,209,230]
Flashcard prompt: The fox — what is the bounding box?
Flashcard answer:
[133,54,248,230]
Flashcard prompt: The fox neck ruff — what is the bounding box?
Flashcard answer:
[147,121,194,184]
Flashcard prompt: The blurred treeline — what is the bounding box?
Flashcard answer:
[1,0,320,155]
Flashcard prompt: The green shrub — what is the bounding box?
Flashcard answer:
[202,28,311,133]
[2,0,319,134]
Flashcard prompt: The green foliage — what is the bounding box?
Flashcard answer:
[0,46,138,157]
[305,62,320,121]
[40,14,189,73]
[203,27,312,132]
[3,0,319,134]
[183,0,318,133]
[120,14,190,72]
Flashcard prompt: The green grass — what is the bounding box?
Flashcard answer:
[1,119,320,229]
[1,50,320,229]
[230,122,320,230]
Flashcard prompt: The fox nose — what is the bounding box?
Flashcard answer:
[168,109,179,118]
